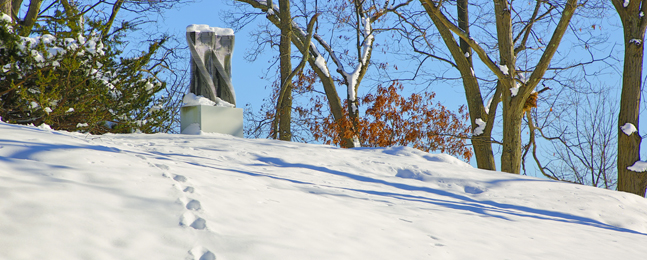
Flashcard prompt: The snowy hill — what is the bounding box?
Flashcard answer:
[1,121,647,260]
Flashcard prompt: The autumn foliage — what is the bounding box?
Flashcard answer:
[308,82,473,161]
[246,70,473,161]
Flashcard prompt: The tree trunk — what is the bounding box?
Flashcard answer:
[18,0,43,36]
[614,2,647,196]
[420,0,577,173]
[0,0,10,17]
[236,0,357,147]
[421,0,496,170]
[500,105,524,173]
[11,0,19,17]
[458,0,496,170]
[277,0,292,141]
[493,0,522,174]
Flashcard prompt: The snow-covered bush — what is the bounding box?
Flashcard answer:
[0,11,171,133]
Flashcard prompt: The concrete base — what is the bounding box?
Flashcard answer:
[181,105,243,137]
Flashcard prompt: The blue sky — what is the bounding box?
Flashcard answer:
[159,0,274,109]
[153,0,644,179]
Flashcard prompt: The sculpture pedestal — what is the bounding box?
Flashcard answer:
[180,105,243,137]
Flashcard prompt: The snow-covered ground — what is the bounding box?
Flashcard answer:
[1,121,647,260]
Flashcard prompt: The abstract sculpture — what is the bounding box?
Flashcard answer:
[186,24,236,107]
[181,24,243,137]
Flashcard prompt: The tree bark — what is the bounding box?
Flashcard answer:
[19,0,43,36]
[101,0,124,38]
[11,0,19,17]
[277,0,292,141]
[458,0,496,170]
[493,0,521,174]
[613,0,647,196]
[420,0,496,170]
[234,0,356,146]
[421,0,577,173]
[500,104,524,173]
[0,0,10,17]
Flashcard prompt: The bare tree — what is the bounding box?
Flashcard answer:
[534,88,618,188]
[277,0,293,140]
[408,0,579,173]
[230,0,411,147]
[611,0,647,196]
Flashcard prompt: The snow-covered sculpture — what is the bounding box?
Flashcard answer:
[186,24,236,107]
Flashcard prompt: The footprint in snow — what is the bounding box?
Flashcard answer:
[180,211,207,230]
[155,163,170,170]
[173,174,187,182]
[199,251,216,260]
[171,173,214,258]
[189,246,216,260]
[190,218,207,230]
[186,199,201,210]
[464,186,486,195]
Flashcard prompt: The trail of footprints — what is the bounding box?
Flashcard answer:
[171,173,216,260]
[174,174,207,230]
[144,157,216,260]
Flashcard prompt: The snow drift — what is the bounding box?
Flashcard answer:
[1,121,647,260]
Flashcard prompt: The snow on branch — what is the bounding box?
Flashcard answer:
[251,0,333,81]
[473,118,486,136]
[629,39,642,45]
[628,161,647,172]
[510,82,520,97]
[345,16,375,103]
[484,97,493,114]
[1,13,12,23]
[621,123,637,136]
[499,65,509,75]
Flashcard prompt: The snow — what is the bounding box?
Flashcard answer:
[342,15,374,104]
[36,123,52,130]
[0,13,11,23]
[31,50,45,63]
[314,55,330,77]
[352,135,361,148]
[621,123,637,136]
[499,64,509,75]
[473,118,486,136]
[181,123,202,135]
[186,24,234,36]
[517,71,529,83]
[40,34,56,45]
[510,85,520,96]
[628,161,647,172]
[484,96,493,114]
[183,93,234,108]
[464,52,470,58]
[346,70,359,101]
[183,93,216,106]
[630,39,642,45]
[1,121,647,260]
[624,0,630,7]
